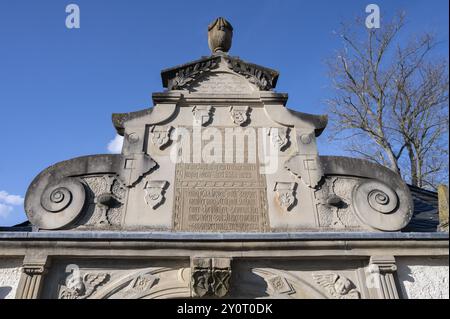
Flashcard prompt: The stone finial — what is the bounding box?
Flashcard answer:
[438,184,449,232]
[208,17,233,54]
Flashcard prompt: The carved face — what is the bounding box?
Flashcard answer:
[334,276,352,295]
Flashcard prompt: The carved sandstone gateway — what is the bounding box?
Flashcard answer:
[0,17,447,299]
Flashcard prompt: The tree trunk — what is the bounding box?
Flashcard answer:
[407,143,418,186]
[383,144,402,176]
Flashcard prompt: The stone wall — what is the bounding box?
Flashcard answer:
[0,258,23,299]
[396,256,449,299]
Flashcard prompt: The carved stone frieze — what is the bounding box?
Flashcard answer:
[315,177,360,229]
[267,275,296,296]
[312,273,360,299]
[224,57,278,91]
[166,58,220,90]
[82,175,125,227]
[60,272,110,299]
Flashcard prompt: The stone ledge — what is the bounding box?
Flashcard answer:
[0,231,447,241]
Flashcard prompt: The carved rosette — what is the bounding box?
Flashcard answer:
[144,180,168,209]
[274,182,297,212]
[229,106,250,126]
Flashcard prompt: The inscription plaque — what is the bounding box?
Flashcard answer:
[173,163,269,232]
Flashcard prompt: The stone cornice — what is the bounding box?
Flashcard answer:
[0,231,447,241]
[160,55,279,91]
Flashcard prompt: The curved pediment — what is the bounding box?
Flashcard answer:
[188,71,257,93]
[161,55,279,91]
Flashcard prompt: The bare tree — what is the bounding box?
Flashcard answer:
[327,13,449,189]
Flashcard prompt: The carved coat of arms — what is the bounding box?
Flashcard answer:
[268,127,290,150]
[144,180,168,209]
[191,258,231,298]
[229,106,250,126]
[192,105,213,126]
[150,125,173,149]
[274,182,297,211]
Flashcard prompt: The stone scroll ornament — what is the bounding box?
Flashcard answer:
[229,106,250,126]
[319,156,414,231]
[352,180,406,231]
[192,106,213,126]
[150,125,173,149]
[26,177,86,230]
[312,273,360,299]
[274,182,297,212]
[25,154,157,230]
[144,180,168,209]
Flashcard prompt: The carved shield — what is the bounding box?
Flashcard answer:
[269,127,289,150]
[192,106,213,126]
[144,181,168,209]
[212,269,231,297]
[192,268,213,297]
[150,126,173,149]
[229,106,249,126]
[274,182,297,211]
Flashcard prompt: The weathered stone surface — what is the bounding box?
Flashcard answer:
[396,256,449,299]
[0,258,22,299]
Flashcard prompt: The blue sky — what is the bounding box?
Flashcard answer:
[0,0,448,226]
